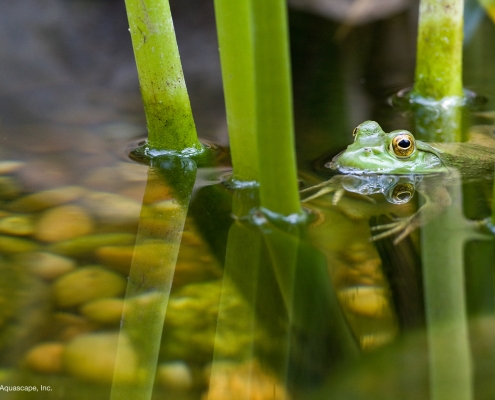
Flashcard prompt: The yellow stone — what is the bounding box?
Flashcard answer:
[63,332,138,384]
[15,252,76,280]
[95,246,134,274]
[0,215,35,236]
[53,266,126,308]
[0,161,25,175]
[80,298,124,324]
[24,342,65,374]
[82,191,141,226]
[0,236,39,254]
[35,205,94,243]
[48,233,136,257]
[8,186,85,212]
[156,362,193,390]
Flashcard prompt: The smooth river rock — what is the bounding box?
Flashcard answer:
[63,332,138,384]
[79,298,124,325]
[53,266,126,308]
[35,205,94,243]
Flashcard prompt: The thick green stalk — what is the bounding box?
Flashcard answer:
[111,159,196,400]
[420,175,475,400]
[214,0,258,182]
[251,0,301,216]
[124,0,202,153]
[411,0,464,142]
[414,0,464,99]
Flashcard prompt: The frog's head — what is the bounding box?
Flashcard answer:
[329,121,447,174]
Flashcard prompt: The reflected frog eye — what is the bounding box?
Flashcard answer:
[390,133,415,158]
[391,183,414,203]
[385,182,415,204]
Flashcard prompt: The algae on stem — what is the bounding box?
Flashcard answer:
[124,0,202,154]
[414,0,464,100]
[412,0,465,142]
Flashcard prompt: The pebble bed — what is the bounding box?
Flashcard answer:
[0,128,398,399]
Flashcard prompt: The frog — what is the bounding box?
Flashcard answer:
[301,120,495,243]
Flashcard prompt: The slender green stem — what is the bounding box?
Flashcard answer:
[250,0,301,216]
[124,0,202,153]
[214,0,258,182]
[111,160,196,400]
[420,175,472,400]
[414,0,464,99]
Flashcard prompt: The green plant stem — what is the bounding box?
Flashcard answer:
[414,0,464,99]
[420,175,473,400]
[214,0,258,182]
[411,0,464,142]
[110,159,196,400]
[124,0,202,153]
[251,0,301,216]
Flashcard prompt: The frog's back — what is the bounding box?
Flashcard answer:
[430,141,495,178]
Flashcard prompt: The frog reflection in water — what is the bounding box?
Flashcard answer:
[302,120,495,243]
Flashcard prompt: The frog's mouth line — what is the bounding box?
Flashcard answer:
[327,147,448,175]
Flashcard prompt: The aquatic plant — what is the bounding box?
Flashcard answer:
[411,0,465,141]
[124,0,203,155]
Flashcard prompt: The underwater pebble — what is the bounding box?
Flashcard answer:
[95,245,134,275]
[35,205,94,243]
[15,252,76,280]
[79,298,124,325]
[48,233,136,257]
[0,161,25,175]
[63,332,138,384]
[82,191,141,226]
[49,313,97,341]
[0,215,35,236]
[53,266,126,308]
[338,286,389,318]
[156,361,193,390]
[0,235,39,254]
[0,176,22,200]
[24,342,65,374]
[203,360,290,400]
[8,186,85,212]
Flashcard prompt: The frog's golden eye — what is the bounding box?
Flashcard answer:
[352,127,358,138]
[391,183,415,203]
[390,133,415,158]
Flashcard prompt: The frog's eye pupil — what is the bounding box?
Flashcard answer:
[391,133,415,158]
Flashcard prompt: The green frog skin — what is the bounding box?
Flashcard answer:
[302,121,495,243]
[330,120,495,177]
